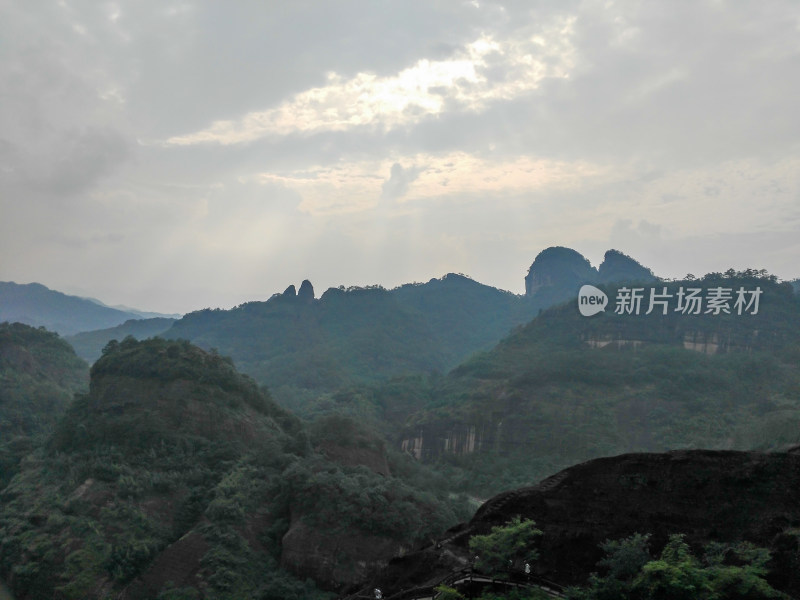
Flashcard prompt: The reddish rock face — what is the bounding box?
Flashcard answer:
[316,441,391,476]
[281,519,407,590]
[365,450,800,598]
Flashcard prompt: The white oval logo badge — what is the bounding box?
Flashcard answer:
[578,285,608,317]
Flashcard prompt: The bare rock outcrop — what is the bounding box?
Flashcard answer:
[298,279,315,303]
[282,520,406,590]
[361,450,800,598]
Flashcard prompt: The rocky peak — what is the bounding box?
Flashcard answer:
[524,247,659,296]
[524,246,597,296]
[298,279,315,303]
[52,337,279,454]
[597,249,657,284]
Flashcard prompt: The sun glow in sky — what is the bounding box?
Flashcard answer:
[165,25,576,146]
[1,1,799,314]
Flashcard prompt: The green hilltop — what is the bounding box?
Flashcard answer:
[0,337,468,600]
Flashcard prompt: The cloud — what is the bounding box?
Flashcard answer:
[32,128,131,195]
[381,163,421,201]
[163,21,576,146]
[251,152,613,215]
[610,219,664,245]
[1,0,799,313]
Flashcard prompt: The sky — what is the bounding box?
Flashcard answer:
[1,1,799,315]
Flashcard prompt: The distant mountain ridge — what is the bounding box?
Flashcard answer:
[154,248,662,397]
[82,296,181,320]
[57,248,797,399]
[0,281,180,336]
[66,317,177,363]
[157,269,588,401]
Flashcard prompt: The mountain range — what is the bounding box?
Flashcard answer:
[0,282,179,336]
[2,247,800,599]
[56,249,669,387]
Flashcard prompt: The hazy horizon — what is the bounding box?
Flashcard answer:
[4,245,797,318]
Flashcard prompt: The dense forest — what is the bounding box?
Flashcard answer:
[0,337,469,599]
[0,323,88,488]
[257,270,800,498]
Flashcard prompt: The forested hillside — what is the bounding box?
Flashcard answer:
[376,271,800,495]
[65,317,176,363]
[155,250,658,406]
[0,323,88,487]
[161,275,547,406]
[59,249,669,405]
[0,338,468,600]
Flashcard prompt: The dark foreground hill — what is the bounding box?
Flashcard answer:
[0,337,467,600]
[359,449,800,599]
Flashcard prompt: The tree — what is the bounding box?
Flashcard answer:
[631,535,712,599]
[434,584,465,600]
[567,533,786,600]
[704,542,784,600]
[598,533,652,580]
[469,516,542,577]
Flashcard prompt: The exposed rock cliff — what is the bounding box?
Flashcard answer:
[282,519,406,589]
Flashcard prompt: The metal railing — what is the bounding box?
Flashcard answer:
[342,567,565,600]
